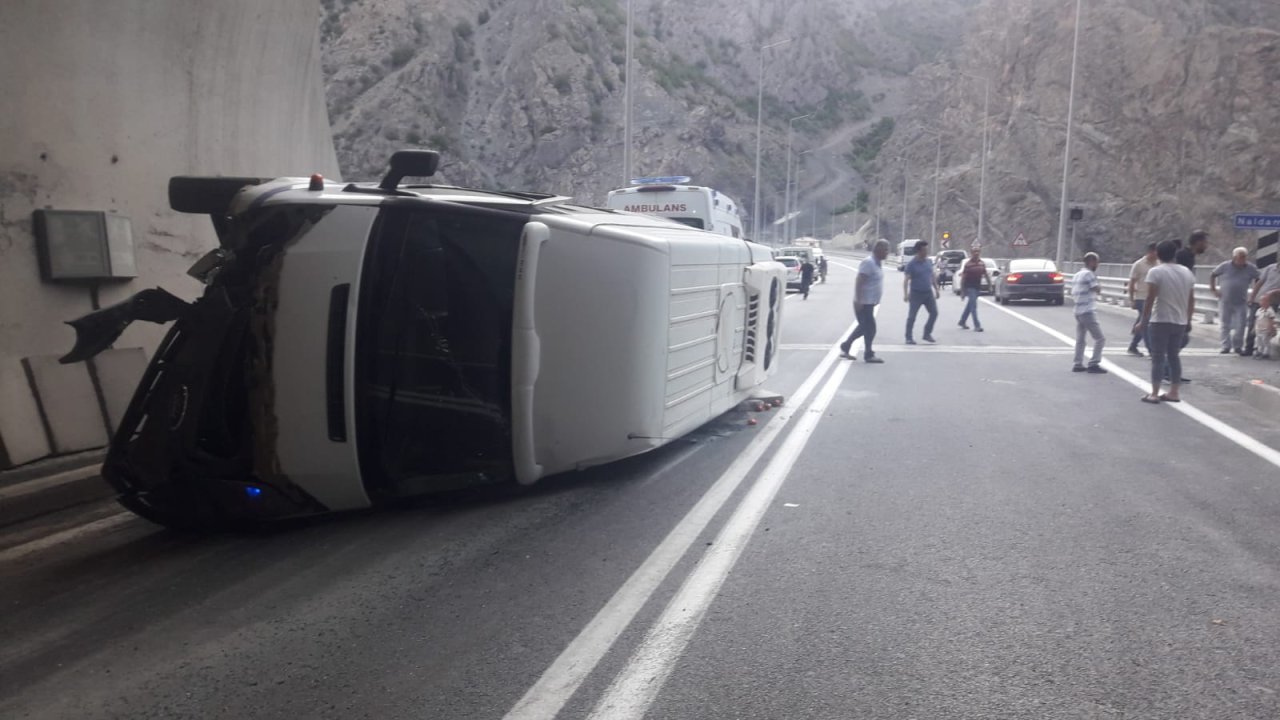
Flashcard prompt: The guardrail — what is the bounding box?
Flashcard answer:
[1060,266,1220,324]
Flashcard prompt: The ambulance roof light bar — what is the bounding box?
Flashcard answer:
[630,176,692,186]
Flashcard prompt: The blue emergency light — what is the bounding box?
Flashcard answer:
[631,176,692,186]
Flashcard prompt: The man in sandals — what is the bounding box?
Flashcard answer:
[1136,240,1196,404]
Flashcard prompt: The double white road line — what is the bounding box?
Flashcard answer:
[504,323,860,720]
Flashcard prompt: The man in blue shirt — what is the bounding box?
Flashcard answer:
[902,240,940,344]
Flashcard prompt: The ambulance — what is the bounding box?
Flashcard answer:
[58,151,787,529]
[606,177,746,239]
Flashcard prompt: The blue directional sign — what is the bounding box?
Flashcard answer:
[1234,213,1280,230]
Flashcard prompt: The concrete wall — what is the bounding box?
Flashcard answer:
[0,0,339,467]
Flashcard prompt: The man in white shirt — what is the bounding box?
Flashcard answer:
[839,239,888,363]
[1126,242,1157,356]
[1137,240,1197,403]
[1071,252,1107,373]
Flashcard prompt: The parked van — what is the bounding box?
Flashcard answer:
[775,246,816,266]
[897,239,921,271]
[607,178,745,239]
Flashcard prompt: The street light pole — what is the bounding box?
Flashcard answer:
[784,113,811,247]
[875,176,883,239]
[977,79,990,247]
[900,156,908,244]
[1055,0,1084,267]
[931,132,942,254]
[623,0,633,186]
[752,38,792,242]
[793,148,815,242]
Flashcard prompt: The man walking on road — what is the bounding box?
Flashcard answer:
[1126,242,1158,356]
[957,246,991,332]
[840,239,888,363]
[1209,247,1260,355]
[1072,252,1108,374]
[1138,240,1197,404]
[902,240,939,344]
[800,259,815,300]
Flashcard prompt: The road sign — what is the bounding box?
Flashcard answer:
[1258,231,1278,269]
[1234,214,1280,230]
[1012,232,1029,248]
[940,238,950,249]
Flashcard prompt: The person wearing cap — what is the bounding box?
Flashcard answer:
[1126,242,1157,356]
[1209,247,1260,355]
[1071,252,1107,374]
[902,240,939,344]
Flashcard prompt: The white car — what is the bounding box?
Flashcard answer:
[777,256,803,289]
[61,150,787,529]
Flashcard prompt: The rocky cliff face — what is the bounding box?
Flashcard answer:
[319,0,976,227]
[885,0,1280,262]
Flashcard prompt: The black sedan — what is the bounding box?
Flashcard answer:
[995,258,1065,305]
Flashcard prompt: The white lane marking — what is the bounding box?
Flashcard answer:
[586,355,855,720]
[785,343,1077,354]
[501,321,856,720]
[0,512,137,564]
[983,298,1280,470]
[828,260,860,272]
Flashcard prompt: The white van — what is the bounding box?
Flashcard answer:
[607,179,745,239]
[61,151,786,529]
[775,246,816,266]
[897,239,921,271]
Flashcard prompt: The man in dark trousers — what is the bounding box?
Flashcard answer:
[818,255,829,283]
[840,239,888,363]
[902,240,940,344]
[1167,230,1209,381]
[800,259,815,299]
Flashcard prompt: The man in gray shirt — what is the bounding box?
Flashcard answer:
[1209,247,1260,355]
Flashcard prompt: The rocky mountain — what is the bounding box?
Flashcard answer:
[885,0,1280,262]
[318,0,977,232]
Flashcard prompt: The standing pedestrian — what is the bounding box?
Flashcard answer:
[1254,289,1279,360]
[902,240,939,344]
[1208,247,1260,355]
[1245,261,1280,356]
[818,255,829,284]
[1126,242,1158,356]
[840,239,888,363]
[1165,229,1209,383]
[800,259,815,300]
[956,246,991,332]
[1072,252,1108,374]
[1137,240,1196,404]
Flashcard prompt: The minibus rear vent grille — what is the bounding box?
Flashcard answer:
[744,293,761,362]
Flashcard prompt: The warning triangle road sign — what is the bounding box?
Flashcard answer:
[1012,232,1029,247]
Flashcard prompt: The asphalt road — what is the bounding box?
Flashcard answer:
[3,255,1280,719]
